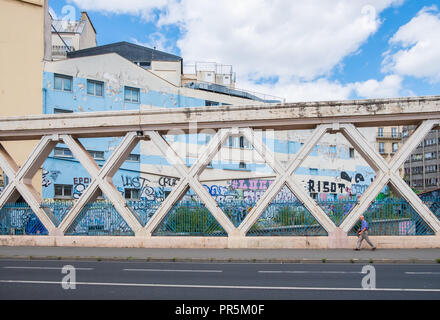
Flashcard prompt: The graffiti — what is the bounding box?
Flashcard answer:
[42,169,52,187]
[50,170,61,181]
[120,175,167,201]
[73,177,91,199]
[243,190,266,203]
[203,184,239,202]
[351,184,368,195]
[308,179,346,194]
[341,171,351,182]
[231,179,273,190]
[274,185,297,202]
[340,172,365,184]
[204,184,230,196]
[158,176,179,187]
[121,175,149,189]
[355,173,365,183]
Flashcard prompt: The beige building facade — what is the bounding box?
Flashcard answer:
[0,0,52,193]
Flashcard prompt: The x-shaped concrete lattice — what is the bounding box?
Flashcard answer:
[0,120,439,237]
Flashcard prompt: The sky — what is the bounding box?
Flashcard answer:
[49,0,440,103]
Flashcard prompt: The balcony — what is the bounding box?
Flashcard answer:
[52,45,75,58]
[376,132,402,140]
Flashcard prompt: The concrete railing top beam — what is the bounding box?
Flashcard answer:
[0,95,439,140]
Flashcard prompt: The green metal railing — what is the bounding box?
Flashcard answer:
[246,201,328,236]
[348,197,439,236]
[40,200,75,227]
[0,197,438,236]
[153,201,227,236]
[65,201,134,236]
[0,203,48,235]
[218,200,254,227]
[126,199,162,227]
[316,199,357,226]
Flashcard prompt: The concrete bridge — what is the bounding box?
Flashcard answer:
[0,96,439,249]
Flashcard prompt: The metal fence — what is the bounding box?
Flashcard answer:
[65,201,134,236]
[348,197,439,236]
[152,201,227,236]
[217,200,255,227]
[40,200,75,227]
[0,203,48,235]
[316,199,358,226]
[126,199,162,227]
[0,197,438,236]
[246,201,328,236]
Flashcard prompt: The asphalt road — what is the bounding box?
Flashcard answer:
[0,258,439,300]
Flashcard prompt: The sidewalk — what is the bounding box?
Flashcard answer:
[1,246,439,263]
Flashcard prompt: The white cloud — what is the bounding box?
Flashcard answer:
[131,33,176,54]
[158,0,401,83]
[70,0,401,80]
[68,0,173,21]
[67,0,408,102]
[352,74,403,98]
[242,75,404,103]
[240,78,353,103]
[382,6,440,83]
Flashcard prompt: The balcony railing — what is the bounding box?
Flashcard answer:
[377,132,402,139]
[52,45,74,57]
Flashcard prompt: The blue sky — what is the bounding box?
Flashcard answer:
[49,0,440,102]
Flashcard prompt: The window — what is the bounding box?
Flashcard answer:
[126,154,140,162]
[239,136,250,149]
[391,127,398,138]
[425,138,436,146]
[426,165,438,173]
[329,145,336,154]
[425,152,437,160]
[310,168,318,175]
[378,128,384,137]
[226,136,235,148]
[54,147,73,158]
[54,108,73,114]
[205,134,212,145]
[54,74,72,91]
[349,148,355,159]
[411,153,423,161]
[87,80,104,97]
[392,143,398,153]
[426,178,438,187]
[124,86,140,103]
[239,162,246,169]
[135,61,151,69]
[205,100,220,106]
[54,184,73,198]
[124,188,140,200]
[379,142,385,154]
[88,150,105,160]
[412,166,423,175]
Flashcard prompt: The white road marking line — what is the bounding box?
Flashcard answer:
[1,279,440,292]
[258,270,362,274]
[405,272,440,275]
[3,266,93,271]
[123,269,222,273]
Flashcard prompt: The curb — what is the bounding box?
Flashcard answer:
[0,255,438,264]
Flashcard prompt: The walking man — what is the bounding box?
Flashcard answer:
[355,215,376,251]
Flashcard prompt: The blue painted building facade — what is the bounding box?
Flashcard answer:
[41,45,376,204]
